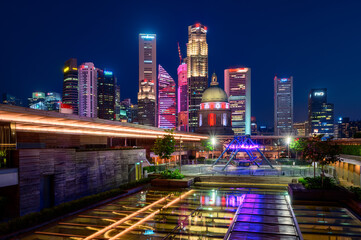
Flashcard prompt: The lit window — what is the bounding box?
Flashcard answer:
[208,113,216,127]
[222,113,227,126]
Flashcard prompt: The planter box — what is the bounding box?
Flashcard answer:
[288,183,349,201]
[289,183,361,217]
[151,178,194,188]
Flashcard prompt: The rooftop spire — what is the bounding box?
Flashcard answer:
[210,72,218,86]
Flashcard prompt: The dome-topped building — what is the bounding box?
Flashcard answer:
[196,73,233,135]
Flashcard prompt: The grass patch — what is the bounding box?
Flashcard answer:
[0,178,152,236]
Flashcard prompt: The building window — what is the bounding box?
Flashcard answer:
[208,113,216,127]
[222,113,227,126]
[199,114,202,126]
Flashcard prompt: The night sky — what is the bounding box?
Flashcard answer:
[1,0,361,126]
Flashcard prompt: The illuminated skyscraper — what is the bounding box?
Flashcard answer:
[187,23,208,132]
[274,76,293,136]
[78,62,97,118]
[224,67,251,135]
[158,65,176,129]
[115,85,121,121]
[138,33,157,126]
[62,58,78,114]
[97,69,116,120]
[308,88,334,136]
[177,62,188,131]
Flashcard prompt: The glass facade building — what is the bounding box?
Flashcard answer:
[187,23,208,132]
[158,65,176,129]
[274,76,293,136]
[78,62,97,118]
[308,88,334,136]
[62,58,78,114]
[138,34,157,127]
[224,68,251,135]
[97,70,116,120]
[177,62,188,131]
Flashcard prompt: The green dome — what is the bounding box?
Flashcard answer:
[201,86,229,103]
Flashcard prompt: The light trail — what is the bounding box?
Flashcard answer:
[109,190,194,240]
[83,194,171,240]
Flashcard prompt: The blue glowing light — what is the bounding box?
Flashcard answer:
[104,71,113,76]
[141,35,155,39]
[144,230,154,235]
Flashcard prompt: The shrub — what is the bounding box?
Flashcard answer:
[348,186,361,201]
[160,169,184,179]
[298,176,337,189]
[341,145,361,156]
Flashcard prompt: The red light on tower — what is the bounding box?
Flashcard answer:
[204,26,207,30]
[195,23,200,27]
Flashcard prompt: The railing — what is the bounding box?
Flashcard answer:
[223,194,246,240]
[162,205,202,240]
[285,194,304,240]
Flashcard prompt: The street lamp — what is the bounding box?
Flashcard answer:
[211,137,216,160]
[179,137,183,173]
[286,136,292,158]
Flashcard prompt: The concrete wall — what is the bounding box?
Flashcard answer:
[18,148,146,216]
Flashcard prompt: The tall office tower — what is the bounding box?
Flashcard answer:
[78,62,97,118]
[274,76,293,136]
[187,23,208,132]
[97,69,116,120]
[62,58,78,114]
[224,68,251,135]
[115,85,121,121]
[158,65,176,129]
[308,89,334,136]
[177,62,188,131]
[138,33,157,126]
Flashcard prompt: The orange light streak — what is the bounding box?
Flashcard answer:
[83,195,171,240]
[0,114,207,140]
[109,190,194,240]
[15,125,203,141]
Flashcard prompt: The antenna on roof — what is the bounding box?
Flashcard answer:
[177,42,182,65]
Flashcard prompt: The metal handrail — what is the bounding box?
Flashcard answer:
[285,194,304,240]
[162,205,202,240]
[223,194,246,240]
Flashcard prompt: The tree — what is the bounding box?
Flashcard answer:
[290,138,307,159]
[201,139,214,158]
[301,135,341,186]
[152,129,176,168]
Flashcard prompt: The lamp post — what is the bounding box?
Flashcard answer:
[211,137,216,160]
[286,136,292,159]
[179,137,183,173]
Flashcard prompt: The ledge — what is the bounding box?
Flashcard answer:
[151,178,194,188]
[288,183,348,201]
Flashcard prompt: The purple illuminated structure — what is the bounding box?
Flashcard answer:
[158,65,176,129]
[213,135,274,170]
[229,144,259,150]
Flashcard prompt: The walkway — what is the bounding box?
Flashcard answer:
[225,193,303,240]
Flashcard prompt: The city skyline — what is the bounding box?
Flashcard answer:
[1,0,361,125]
